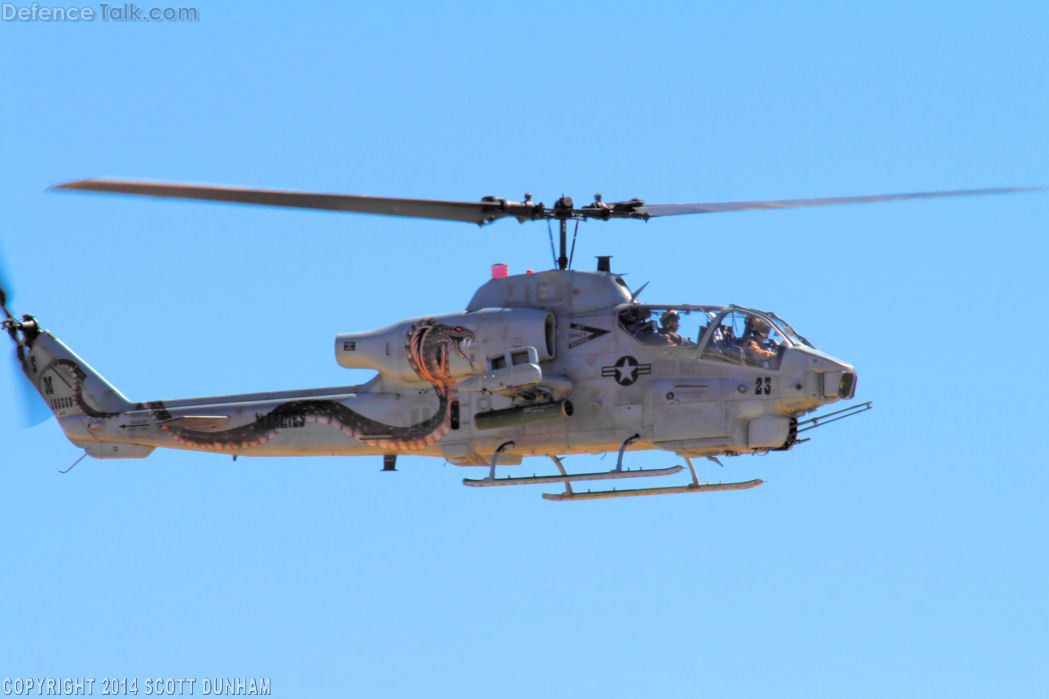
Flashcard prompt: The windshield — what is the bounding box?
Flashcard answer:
[764,311,815,349]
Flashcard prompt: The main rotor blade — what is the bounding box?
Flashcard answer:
[52,179,530,226]
[53,179,1043,226]
[637,187,1044,217]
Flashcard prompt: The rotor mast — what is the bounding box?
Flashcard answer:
[553,195,572,270]
[558,219,568,270]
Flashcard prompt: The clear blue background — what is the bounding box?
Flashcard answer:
[2,2,1047,697]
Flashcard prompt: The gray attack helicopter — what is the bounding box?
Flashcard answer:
[3,181,1039,499]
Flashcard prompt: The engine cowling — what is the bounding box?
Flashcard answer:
[335,307,556,383]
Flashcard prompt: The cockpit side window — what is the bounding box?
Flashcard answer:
[700,310,787,370]
[618,306,699,348]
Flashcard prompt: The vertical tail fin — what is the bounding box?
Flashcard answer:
[14,317,134,420]
[7,316,153,457]
[2,265,151,457]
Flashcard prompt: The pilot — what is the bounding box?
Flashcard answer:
[740,316,777,366]
[659,310,688,345]
[623,307,658,339]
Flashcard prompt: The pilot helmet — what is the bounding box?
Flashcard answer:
[747,315,772,339]
[660,310,679,329]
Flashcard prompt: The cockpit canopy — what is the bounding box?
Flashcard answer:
[617,304,814,370]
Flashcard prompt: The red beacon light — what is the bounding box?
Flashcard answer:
[526,269,534,274]
[491,263,509,279]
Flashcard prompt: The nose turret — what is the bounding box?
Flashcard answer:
[827,367,858,400]
[802,350,856,402]
[775,347,856,413]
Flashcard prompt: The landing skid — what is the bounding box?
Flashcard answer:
[463,464,684,487]
[542,478,764,501]
[462,436,763,501]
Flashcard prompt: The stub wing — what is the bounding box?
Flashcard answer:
[161,415,231,431]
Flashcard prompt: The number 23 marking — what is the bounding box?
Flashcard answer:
[755,376,771,395]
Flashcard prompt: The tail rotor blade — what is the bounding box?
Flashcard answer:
[9,352,51,427]
[0,242,15,322]
[0,241,50,425]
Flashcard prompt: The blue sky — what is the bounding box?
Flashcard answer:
[1,2,1047,697]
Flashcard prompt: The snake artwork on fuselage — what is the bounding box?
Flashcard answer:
[77,319,475,453]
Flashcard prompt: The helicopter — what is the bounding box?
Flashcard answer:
[3,180,1039,500]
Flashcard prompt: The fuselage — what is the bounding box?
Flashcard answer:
[20,269,855,465]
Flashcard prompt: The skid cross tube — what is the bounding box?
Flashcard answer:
[487,440,515,479]
[615,434,640,472]
[551,455,572,496]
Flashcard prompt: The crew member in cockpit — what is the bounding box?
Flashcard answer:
[740,316,777,366]
[622,306,660,340]
[659,310,688,345]
[620,306,645,333]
